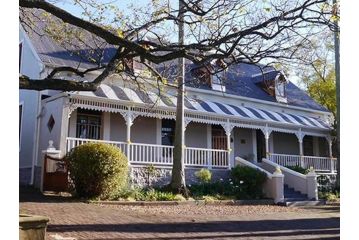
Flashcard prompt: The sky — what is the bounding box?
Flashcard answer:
[53,0,313,88]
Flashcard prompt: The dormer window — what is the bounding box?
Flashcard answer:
[191,60,227,92]
[256,71,288,103]
[274,71,288,103]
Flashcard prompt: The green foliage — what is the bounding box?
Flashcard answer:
[230,165,267,199]
[307,70,336,117]
[117,187,177,201]
[188,181,235,199]
[189,167,267,200]
[285,165,309,174]
[67,142,128,199]
[319,191,339,202]
[195,168,212,184]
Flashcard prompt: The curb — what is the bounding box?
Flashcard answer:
[89,199,275,206]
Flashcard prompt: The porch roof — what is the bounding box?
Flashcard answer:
[72,84,331,130]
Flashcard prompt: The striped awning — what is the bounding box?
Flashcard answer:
[73,84,330,130]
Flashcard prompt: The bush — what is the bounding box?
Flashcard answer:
[67,142,128,199]
[195,168,212,184]
[285,165,309,174]
[319,191,339,202]
[117,187,178,201]
[230,165,267,199]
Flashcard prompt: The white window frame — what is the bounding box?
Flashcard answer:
[19,101,24,152]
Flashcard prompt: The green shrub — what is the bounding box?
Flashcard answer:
[230,165,267,199]
[195,168,212,184]
[117,187,177,201]
[285,165,309,174]
[319,191,339,202]
[188,181,234,198]
[67,142,128,199]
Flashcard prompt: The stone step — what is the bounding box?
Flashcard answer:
[284,194,308,199]
[279,200,326,207]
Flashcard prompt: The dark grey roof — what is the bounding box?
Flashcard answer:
[20,9,329,113]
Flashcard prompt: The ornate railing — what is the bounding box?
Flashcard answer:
[268,153,337,172]
[66,137,229,168]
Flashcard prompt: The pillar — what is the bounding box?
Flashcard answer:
[326,136,335,173]
[296,129,304,168]
[223,120,234,169]
[207,124,213,169]
[40,140,61,192]
[272,166,284,204]
[262,125,272,160]
[124,108,137,161]
[306,167,318,200]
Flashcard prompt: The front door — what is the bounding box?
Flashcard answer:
[256,130,266,162]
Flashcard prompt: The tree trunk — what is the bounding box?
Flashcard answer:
[169,0,188,196]
[333,0,340,190]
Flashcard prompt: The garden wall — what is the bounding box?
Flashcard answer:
[130,166,230,187]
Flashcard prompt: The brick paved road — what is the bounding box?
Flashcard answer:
[20,188,339,240]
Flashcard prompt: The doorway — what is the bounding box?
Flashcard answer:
[212,125,227,150]
[256,130,266,162]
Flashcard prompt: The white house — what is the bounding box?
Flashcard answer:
[19,12,336,191]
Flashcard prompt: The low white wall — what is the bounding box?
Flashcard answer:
[234,157,284,203]
[261,159,307,195]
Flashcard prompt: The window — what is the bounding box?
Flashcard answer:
[161,119,175,146]
[76,109,102,139]
[274,72,288,103]
[19,42,23,72]
[256,71,288,103]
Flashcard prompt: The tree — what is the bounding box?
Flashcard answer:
[19,0,337,192]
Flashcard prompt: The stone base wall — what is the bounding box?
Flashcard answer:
[130,166,230,187]
[19,168,31,185]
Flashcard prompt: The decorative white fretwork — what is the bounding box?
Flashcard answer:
[260,125,273,139]
[120,109,140,127]
[67,95,330,138]
[295,128,305,143]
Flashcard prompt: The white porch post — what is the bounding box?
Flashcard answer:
[183,118,191,167]
[326,135,334,173]
[123,107,137,162]
[262,124,272,160]
[223,119,234,169]
[207,124,212,169]
[296,129,304,168]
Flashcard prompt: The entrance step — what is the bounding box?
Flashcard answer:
[279,200,326,207]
